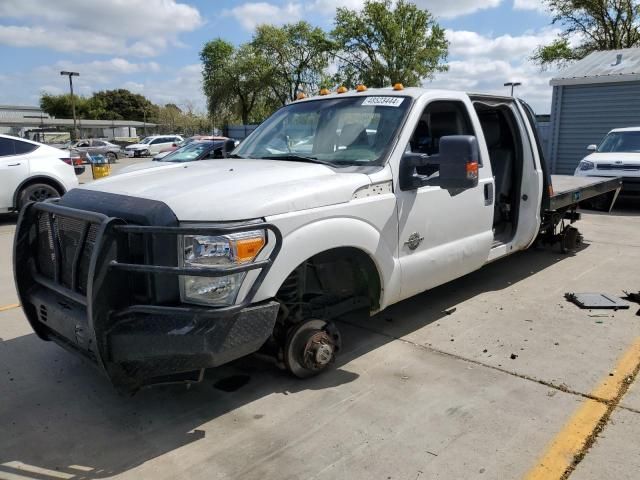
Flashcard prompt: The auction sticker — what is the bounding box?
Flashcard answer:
[362,96,404,107]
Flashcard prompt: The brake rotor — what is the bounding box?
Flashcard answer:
[284,319,341,378]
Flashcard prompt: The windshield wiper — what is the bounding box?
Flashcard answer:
[262,154,335,167]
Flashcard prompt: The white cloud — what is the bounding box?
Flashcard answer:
[413,0,503,18]
[225,2,303,31]
[447,28,559,58]
[428,28,559,113]
[0,0,203,56]
[513,0,548,12]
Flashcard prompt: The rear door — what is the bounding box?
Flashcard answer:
[149,137,168,154]
[0,137,30,209]
[395,98,494,301]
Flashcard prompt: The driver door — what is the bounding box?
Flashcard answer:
[396,99,494,301]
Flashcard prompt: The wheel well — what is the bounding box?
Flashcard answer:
[274,247,381,325]
[13,176,65,208]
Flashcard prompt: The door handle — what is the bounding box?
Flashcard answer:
[8,163,21,166]
[484,183,494,206]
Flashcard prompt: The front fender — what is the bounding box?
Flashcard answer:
[253,216,400,310]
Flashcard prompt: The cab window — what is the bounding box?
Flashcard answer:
[409,101,475,156]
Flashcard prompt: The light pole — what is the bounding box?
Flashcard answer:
[504,81,522,97]
[60,71,80,139]
[143,106,147,136]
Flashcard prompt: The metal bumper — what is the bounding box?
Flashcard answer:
[13,200,282,392]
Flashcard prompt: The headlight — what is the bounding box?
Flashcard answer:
[180,230,266,306]
[578,160,595,171]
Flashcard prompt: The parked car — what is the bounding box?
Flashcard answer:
[68,139,121,163]
[154,135,210,160]
[12,87,621,392]
[120,139,237,174]
[123,135,184,158]
[575,127,640,200]
[0,134,78,212]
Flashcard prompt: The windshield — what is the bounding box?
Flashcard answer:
[233,95,411,166]
[598,131,640,153]
[140,137,153,144]
[163,141,216,162]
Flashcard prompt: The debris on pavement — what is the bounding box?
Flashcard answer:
[443,307,457,315]
[622,291,640,304]
[564,292,630,310]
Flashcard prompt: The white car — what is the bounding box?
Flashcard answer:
[0,134,79,212]
[575,127,640,196]
[123,135,183,158]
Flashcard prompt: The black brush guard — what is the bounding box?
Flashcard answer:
[13,200,282,392]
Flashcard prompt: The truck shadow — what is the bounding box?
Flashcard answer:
[0,245,577,480]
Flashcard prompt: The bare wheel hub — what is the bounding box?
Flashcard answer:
[303,331,335,369]
[284,319,341,378]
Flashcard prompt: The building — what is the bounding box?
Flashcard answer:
[547,48,640,174]
[0,104,156,141]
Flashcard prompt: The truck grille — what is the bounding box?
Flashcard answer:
[36,212,100,295]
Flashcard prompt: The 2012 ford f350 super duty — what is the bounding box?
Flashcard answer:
[14,86,622,392]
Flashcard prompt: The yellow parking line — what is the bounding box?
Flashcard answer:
[0,303,20,312]
[524,337,640,479]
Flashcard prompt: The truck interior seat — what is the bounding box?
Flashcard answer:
[428,111,462,154]
[480,114,514,226]
[340,123,369,148]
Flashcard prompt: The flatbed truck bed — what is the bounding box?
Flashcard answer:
[548,175,622,212]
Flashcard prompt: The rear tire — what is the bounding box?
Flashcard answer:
[17,183,61,210]
[106,152,117,163]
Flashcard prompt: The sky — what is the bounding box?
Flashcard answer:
[0,0,561,114]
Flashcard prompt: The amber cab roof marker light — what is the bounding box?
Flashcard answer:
[393,83,404,91]
[319,88,330,96]
[336,86,348,94]
[356,84,368,92]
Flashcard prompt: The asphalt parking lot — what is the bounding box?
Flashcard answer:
[1,186,639,479]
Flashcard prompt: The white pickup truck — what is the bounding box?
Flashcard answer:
[14,87,621,392]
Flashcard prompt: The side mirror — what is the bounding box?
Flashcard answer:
[399,135,479,191]
[587,144,597,152]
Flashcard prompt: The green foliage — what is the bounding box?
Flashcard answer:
[533,0,640,68]
[332,0,448,88]
[252,21,335,103]
[200,1,448,124]
[39,93,102,119]
[92,89,157,122]
[40,89,156,122]
[201,38,279,124]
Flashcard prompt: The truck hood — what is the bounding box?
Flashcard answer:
[115,160,172,175]
[80,159,372,221]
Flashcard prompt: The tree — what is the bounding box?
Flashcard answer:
[533,0,640,68]
[252,21,335,104]
[201,39,275,124]
[332,0,448,88]
[92,89,157,122]
[40,89,156,122]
